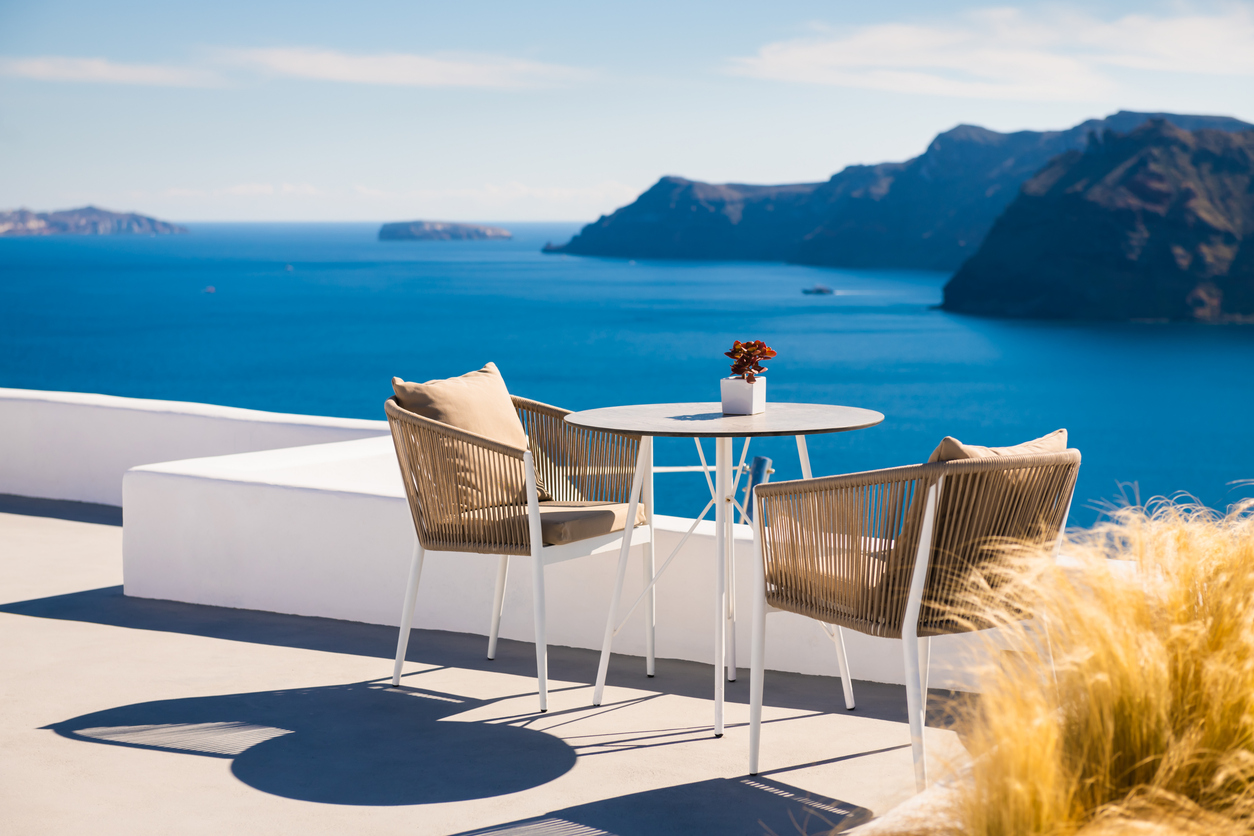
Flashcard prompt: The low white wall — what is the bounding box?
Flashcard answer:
[123,436,993,689]
[0,388,388,506]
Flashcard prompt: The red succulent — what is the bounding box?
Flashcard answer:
[724,339,777,383]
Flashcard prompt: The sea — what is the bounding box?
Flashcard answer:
[2,221,1252,525]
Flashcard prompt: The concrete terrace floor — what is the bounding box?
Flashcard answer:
[0,496,965,836]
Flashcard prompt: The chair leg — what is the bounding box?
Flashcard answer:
[902,630,928,792]
[749,513,768,775]
[833,626,857,710]
[391,539,426,687]
[749,562,767,775]
[532,550,548,713]
[920,636,932,707]
[487,555,509,660]
[642,538,656,677]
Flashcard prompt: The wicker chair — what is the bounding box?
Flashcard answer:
[386,395,653,712]
[748,450,1081,791]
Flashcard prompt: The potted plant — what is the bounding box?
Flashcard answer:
[721,339,776,415]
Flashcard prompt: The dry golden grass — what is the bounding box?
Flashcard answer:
[895,497,1254,836]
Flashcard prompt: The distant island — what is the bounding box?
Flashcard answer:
[543,111,1252,272]
[0,206,187,237]
[942,121,1254,322]
[379,221,512,241]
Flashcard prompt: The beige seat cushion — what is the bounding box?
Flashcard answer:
[462,501,648,547]
[927,429,1067,462]
[392,362,549,508]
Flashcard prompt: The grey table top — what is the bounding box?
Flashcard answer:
[564,402,885,439]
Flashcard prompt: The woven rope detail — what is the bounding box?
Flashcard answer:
[755,450,1081,639]
[386,396,641,555]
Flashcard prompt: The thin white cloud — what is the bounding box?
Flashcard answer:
[729,6,1254,102]
[280,183,320,195]
[0,56,218,87]
[219,183,274,196]
[223,47,584,88]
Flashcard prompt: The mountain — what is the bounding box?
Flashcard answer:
[0,206,187,236]
[544,112,1253,270]
[941,121,1254,321]
[379,221,512,241]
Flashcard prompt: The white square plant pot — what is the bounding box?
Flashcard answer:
[720,376,766,415]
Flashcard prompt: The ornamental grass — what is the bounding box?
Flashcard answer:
[894,497,1254,836]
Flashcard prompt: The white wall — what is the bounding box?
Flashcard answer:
[123,436,994,689]
[0,388,388,506]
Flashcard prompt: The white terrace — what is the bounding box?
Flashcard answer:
[1,387,988,835]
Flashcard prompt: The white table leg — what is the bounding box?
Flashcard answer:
[592,437,650,706]
[642,437,656,677]
[725,439,738,682]
[713,436,731,737]
[796,435,813,479]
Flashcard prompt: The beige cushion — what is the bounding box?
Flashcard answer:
[392,363,548,508]
[392,362,529,450]
[462,501,648,546]
[927,429,1067,463]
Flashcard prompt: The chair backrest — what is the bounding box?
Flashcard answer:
[386,397,533,555]
[510,395,640,505]
[386,396,643,556]
[754,450,1081,639]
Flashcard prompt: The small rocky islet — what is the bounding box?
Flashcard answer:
[378,220,512,241]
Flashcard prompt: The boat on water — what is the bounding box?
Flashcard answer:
[802,284,834,295]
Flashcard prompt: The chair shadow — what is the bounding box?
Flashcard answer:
[3,585,963,728]
[45,680,576,806]
[451,776,873,836]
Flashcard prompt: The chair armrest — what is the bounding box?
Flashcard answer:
[512,395,642,504]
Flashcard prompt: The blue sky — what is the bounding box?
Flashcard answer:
[2,0,1251,221]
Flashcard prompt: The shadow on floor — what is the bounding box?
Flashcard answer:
[453,776,873,836]
[46,679,575,806]
[0,493,122,526]
[1,584,963,728]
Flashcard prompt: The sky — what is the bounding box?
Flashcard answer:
[1,0,1252,222]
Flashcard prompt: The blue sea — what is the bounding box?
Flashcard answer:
[2,222,1252,524]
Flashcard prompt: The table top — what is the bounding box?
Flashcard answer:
[564,402,884,438]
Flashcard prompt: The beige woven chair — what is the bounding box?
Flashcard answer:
[748,450,1081,791]
[386,395,653,712]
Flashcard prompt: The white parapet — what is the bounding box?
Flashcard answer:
[124,435,993,689]
[0,388,388,506]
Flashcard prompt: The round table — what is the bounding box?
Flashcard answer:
[565,402,884,736]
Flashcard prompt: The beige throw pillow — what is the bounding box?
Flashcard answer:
[927,429,1067,463]
[392,362,545,509]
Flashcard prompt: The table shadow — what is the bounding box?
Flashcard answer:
[45,680,576,806]
[451,775,873,836]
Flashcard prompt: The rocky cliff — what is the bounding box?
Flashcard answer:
[379,221,512,241]
[0,206,187,236]
[545,112,1252,270]
[941,121,1254,321]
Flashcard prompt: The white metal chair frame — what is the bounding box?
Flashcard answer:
[749,452,1079,792]
[388,400,654,714]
